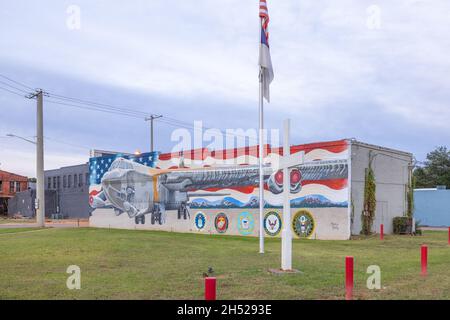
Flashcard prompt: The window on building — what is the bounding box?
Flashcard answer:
[86,173,89,186]
[79,173,83,187]
[68,175,72,188]
[16,181,21,192]
[53,177,57,189]
[57,176,61,189]
[0,180,2,191]
[63,176,67,188]
[48,177,51,189]
[9,181,15,193]
[74,174,78,188]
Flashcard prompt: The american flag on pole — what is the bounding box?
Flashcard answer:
[259,0,274,102]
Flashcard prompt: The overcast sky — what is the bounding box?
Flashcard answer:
[1,0,449,177]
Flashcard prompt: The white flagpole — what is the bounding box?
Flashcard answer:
[259,66,265,254]
[281,119,292,270]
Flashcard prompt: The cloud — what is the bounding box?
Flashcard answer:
[0,145,88,177]
[0,0,449,171]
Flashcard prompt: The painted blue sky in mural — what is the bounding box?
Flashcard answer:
[1,1,450,177]
[190,195,348,209]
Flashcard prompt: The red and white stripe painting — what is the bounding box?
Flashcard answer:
[158,139,349,207]
[156,139,349,169]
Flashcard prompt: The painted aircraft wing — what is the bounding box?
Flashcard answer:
[158,159,348,193]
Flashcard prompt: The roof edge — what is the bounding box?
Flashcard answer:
[348,139,413,158]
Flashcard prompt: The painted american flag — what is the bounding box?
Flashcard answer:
[89,152,158,185]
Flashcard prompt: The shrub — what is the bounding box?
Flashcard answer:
[415,219,422,236]
[393,217,413,234]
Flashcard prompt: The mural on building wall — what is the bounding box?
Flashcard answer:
[194,212,207,231]
[237,211,255,235]
[292,209,316,238]
[89,140,350,236]
[264,211,282,236]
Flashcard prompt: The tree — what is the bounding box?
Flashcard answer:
[414,146,450,188]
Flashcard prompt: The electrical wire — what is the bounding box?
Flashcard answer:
[45,98,145,119]
[48,93,149,117]
[44,136,92,150]
[0,74,35,91]
[0,86,27,97]
[0,74,262,144]
[0,80,29,93]
[47,92,259,142]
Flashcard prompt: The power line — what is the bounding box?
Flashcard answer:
[44,136,92,150]
[0,74,35,91]
[0,80,29,93]
[45,98,144,119]
[0,74,261,143]
[48,93,149,116]
[0,86,27,97]
[0,74,234,131]
[1,133,95,151]
[44,91,251,140]
[47,94,258,141]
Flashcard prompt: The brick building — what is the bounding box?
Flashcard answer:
[0,170,28,215]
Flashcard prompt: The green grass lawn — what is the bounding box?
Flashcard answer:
[0,228,44,234]
[0,228,448,300]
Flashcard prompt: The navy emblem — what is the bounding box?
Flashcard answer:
[264,211,282,236]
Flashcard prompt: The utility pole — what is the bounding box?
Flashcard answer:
[27,89,46,227]
[145,115,162,152]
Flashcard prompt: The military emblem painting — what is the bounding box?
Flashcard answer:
[88,140,349,238]
[194,212,207,231]
[292,210,315,239]
[214,213,229,233]
[237,212,255,235]
[264,211,282,236]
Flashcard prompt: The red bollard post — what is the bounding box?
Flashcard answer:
[380,224,384,241]
[205,277,216,300]
[345,256,354,300]
[421,245,428,276]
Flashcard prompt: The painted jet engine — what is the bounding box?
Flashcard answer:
[267,159,348,194]
[90,157,348,225]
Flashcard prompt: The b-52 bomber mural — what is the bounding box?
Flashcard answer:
[89,157,348,225]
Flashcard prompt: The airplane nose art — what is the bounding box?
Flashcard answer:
[89,190,100,206]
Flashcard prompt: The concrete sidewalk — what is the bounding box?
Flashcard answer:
[0,219,89,229]
[421,226,449,231]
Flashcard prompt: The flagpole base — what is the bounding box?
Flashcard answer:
[268,268,302,275]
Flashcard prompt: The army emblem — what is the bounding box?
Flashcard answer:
[292,210,315,238]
